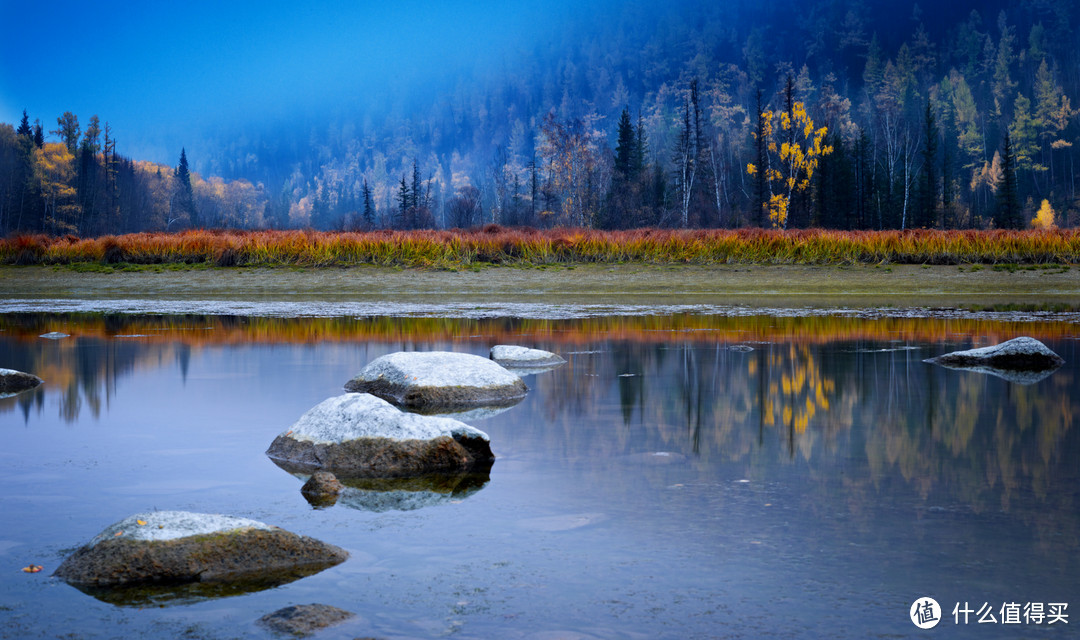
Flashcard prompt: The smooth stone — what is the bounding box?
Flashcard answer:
[490,345,566,368]
[925,337,1064,372]
[266,393,494,477]
[53,511,347,588]
[300,471,345,508]
[345,351,527,410]
[0,368,43,396]
[257,603,354,637]
[39,332,70,340]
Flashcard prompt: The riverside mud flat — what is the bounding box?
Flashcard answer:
[2,264,1080,311]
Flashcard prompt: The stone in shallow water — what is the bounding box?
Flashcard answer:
[53,511,347,590]
[257,603,354,637]
[0,368,43,396]
[39,332,70,340]
[490,345,566,368]
[300,471,345,508]
[925,337,1064,373]
[266,393,495,477]
[344,351,527,410]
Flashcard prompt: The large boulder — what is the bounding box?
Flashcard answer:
[266,393,495,477]
[926,337,1064,372]
[53,511,347,592]
[344,351,526,410]
[0,368,43,397]
[490,345,566,370]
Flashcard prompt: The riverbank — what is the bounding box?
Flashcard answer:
[2,263,1079,311]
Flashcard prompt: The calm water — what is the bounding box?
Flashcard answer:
[0,313,1078,639]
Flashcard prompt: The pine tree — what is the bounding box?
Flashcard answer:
[995,133,1021,228]
[614,108,635,181]
[174,148,197,228]
[916,100,939,228]
[361,179,375,228]
[16,111,32,138]
[53,112,80,154]
[397,174,411,228]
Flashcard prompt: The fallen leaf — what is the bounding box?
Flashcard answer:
[136,519,147,526]
[22,565,43,573]
[113,531,124,537]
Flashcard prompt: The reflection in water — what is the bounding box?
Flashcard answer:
[286,471,490,512]
[66,562,341,608]
[1,311,1078,636]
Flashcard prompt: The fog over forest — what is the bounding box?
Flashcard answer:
[2,0,1077,235]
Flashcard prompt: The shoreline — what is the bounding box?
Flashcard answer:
[2,264,1079,312]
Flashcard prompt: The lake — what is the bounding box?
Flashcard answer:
[1,311,1078,639]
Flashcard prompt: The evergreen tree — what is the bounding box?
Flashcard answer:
[915,100,939,228]
[33,121,43,148]
[362,179,375,228]
[396,174,410,228]
[995,133,1021,228]
[173,148,197,228]
[16,111,32,138]
[53,112,80,154]
[613,108,635,180]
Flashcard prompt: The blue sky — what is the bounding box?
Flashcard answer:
[0,0,571,164]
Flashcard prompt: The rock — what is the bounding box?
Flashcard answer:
[266,393,495,478]
[257,603,354,637]
[53,511,348,589]
[926,337,1064,372]
[300,471,345,508]
[490,345,566,370]
[39,332,70,340]
[344,351,527,410]
[0,368,43,396]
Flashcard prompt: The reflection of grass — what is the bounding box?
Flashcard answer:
[3,227,1080,267]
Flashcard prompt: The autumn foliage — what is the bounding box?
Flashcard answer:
[2,227,1079,267]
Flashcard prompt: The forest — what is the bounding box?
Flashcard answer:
[1,0,1077,237]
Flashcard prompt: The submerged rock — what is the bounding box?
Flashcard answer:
[53,511,347,590]
[344,351,527,410]
[926,337,1064,373]
[257,603,354,637]
[0,368,43,397]
[300,471,345,508]
[489,345,566,371]
[266,393,495,477]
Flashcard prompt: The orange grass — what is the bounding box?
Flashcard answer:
[2,227,1079,267]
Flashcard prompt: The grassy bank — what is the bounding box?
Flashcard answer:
[3,227,1080,268]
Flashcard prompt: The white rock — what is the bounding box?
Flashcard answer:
[39,332,70,340]
[490,345,566,367]
[285,393,489,445]
[345,351,527,409]
[926,337,1064,370]
[266,393,495,477]
[87,511,274,546]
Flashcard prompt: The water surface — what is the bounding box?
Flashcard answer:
[1,313,1077,639]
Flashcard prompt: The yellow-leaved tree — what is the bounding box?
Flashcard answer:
[1031,199,1056,229]
[747,101,832,228]
[33,143,79,234]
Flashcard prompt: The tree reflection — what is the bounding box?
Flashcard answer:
[1,311,1076,549]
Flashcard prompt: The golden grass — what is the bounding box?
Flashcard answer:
[2,227,1079,267]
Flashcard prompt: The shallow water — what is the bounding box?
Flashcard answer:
[1,313,1078,639]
